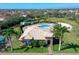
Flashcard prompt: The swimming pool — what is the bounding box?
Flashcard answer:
[38,23,55,29]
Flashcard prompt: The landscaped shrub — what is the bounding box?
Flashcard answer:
[31,39,37,47]
[13,27,22,37]
[38,40,47,47]
[20,17,46,26]
[31,39,47,47]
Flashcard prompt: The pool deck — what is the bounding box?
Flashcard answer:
[19,23,53,41]
[23,23,53,32]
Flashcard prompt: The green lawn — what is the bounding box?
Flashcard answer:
[50,17,79,53]
[6,47,48,53]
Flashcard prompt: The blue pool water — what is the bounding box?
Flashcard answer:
[38,23,55,28]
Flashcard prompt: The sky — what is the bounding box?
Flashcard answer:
[0,3,79,9]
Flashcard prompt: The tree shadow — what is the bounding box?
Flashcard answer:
[13,46,29,51]
[61,43,79,52]
[24,47,29,52]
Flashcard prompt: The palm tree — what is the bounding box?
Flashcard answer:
[2,28,16,52]
[53,24,67,51]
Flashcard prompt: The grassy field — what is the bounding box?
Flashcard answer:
[5,17,79,53]
[49,17,79,53]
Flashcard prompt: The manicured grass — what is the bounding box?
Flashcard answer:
[53,44,79,53]
[25,47,48,53]
[6,47,48,53]
[50,17,79,53]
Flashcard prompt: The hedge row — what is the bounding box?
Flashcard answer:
[30,40,48,47]
[0,16,46,29]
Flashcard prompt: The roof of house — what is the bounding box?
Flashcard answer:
[19,26,53,41]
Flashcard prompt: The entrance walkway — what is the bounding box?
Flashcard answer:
[48,39,53,54]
